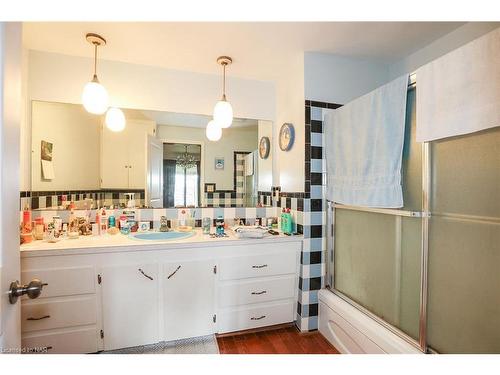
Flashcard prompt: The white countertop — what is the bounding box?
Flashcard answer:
[20,228,303,257]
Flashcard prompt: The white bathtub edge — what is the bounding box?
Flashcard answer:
[318,289,422,354]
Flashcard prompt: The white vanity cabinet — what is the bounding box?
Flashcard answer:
[162,260,216,341]
[100,263,159,351]
[100,119,156,189]
[20,236,301,353]
[20,265,101,354]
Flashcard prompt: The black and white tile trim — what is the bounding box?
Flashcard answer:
[20,189,145,211]
[203,152,248,207]
[292,99,341,331]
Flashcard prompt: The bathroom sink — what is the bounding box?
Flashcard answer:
[131,231,195,241]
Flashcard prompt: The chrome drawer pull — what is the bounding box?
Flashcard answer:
[138,268,154,280]
[167,265,181,279]
[252,264,268,269]
[27,315,51,321]
[251,315,266,320]
[251,290,267,295]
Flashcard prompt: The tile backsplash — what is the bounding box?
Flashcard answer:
[20,189,145,210]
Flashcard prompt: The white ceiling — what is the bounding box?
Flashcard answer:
[23,22,465,81]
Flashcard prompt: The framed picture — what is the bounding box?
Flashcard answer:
[259,136,270,159]
[215,157,224,170]
[41,140,53,161]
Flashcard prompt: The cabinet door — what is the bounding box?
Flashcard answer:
[101,263,159,351]
[146,134,163,208]
[163,260,216,341]
[128,120,156,189]
[100,122,129,188]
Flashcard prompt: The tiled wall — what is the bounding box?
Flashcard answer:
[285,100,341,332]
[20,190,145,210]
[203,152,248,207]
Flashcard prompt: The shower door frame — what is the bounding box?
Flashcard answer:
[325,76,432,353]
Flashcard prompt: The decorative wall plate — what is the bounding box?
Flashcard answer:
[259,136,270,159]
[279,123,295,151]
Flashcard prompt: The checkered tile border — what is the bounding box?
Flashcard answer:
[20,190,145,210]
[204,152,248,207]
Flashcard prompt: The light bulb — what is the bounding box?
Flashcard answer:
[213,99,233,128]
[206,120,222,141]
[82,80,109,115]
[105,107,126,132]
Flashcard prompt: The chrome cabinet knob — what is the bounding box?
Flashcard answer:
[8,279,47,304]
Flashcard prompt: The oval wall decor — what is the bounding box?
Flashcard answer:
[279,123,295,151]
[259,136,270,159]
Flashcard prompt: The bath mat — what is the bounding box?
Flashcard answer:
[102,334,219,354]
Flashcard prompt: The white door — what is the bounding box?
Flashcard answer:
[163,260,216,341]
[128,120,155,189]
[0,22,22,352]
[100,120,129,188]
[101,264,159,351]
[146,135,163,208]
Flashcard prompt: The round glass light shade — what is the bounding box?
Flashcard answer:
[81,80,109,114]
[206,120,222,141]
[213,99,233,128]
[105,107,126,132]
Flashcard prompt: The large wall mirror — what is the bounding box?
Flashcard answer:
[30,101,273,209]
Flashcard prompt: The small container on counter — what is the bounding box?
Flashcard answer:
[202,217,211,234]
[34,217,45,240]
[215,216,225,236]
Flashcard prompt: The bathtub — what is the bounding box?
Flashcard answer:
[318,289,422,354]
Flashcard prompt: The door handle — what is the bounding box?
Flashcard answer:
[138,268,154,280]
[250,315,266,320]
[167,265,181,279]
[27,315,51,321]
[8,279,48,304]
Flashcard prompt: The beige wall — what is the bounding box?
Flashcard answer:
[21,50,276,191]
[31,101,101,191]
[257,120,273,191]
[157,124,258,191]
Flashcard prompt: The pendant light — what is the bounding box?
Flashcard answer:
[81,33,109,115]
[213,56,233,128]
[206,120,222,141]
[105,107,126,132]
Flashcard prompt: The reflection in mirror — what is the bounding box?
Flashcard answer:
[163,143,201,208]
[29,101,273,209]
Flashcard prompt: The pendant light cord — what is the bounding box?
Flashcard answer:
[93,43,98,80]
[222,63,226,100]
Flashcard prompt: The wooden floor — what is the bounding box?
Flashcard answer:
[216,325,339,354]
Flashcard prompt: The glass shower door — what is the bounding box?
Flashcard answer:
[427,126,500,353]
[329,87,424,342]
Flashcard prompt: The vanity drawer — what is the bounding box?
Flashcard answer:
[21,266,96,298]
[22,296,97,333]
[219,252,297,280]
[218,275,296,307]
[22,327,98,354]
[217,300,294,333]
